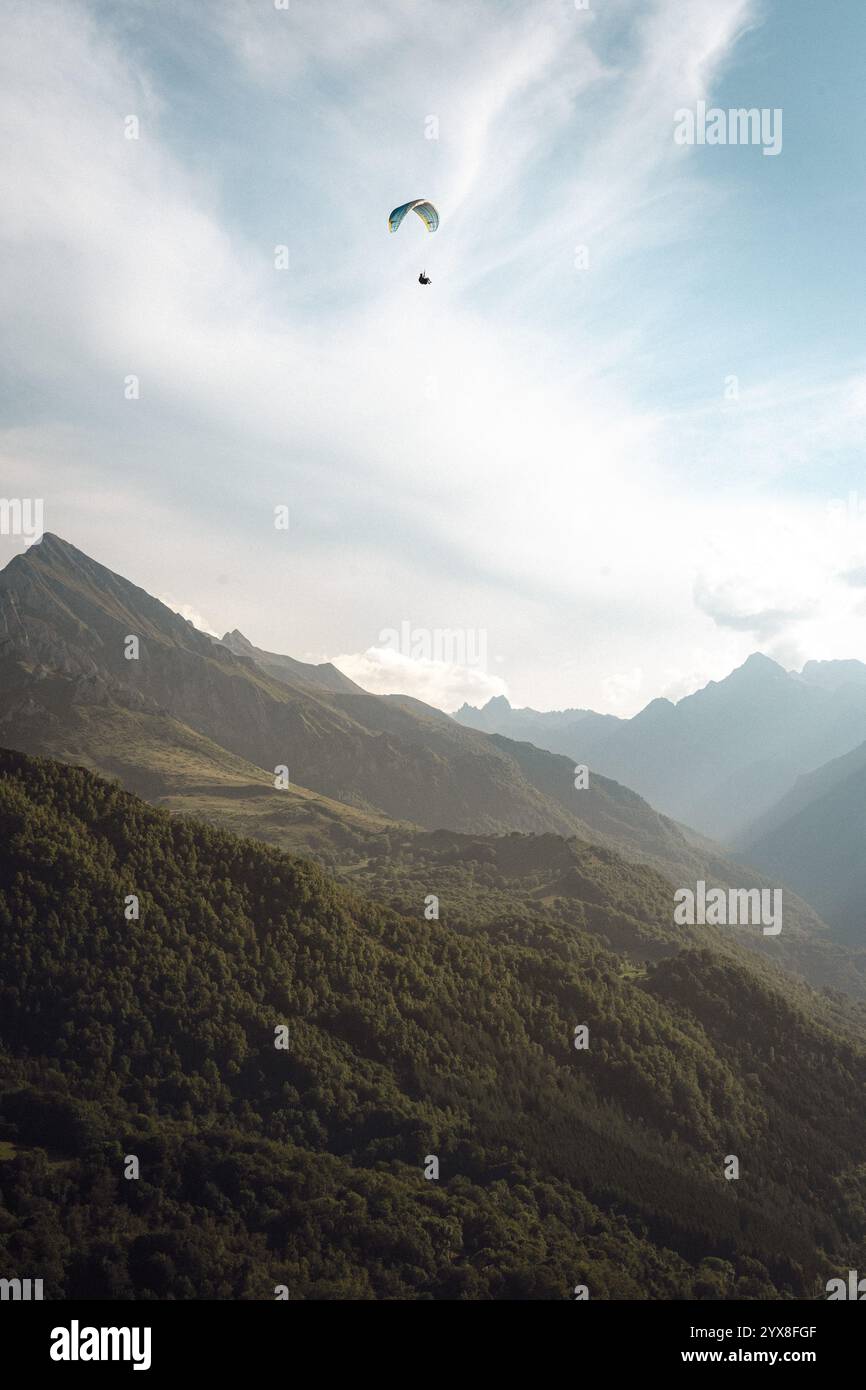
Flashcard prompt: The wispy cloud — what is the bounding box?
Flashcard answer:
[2,0,864,714]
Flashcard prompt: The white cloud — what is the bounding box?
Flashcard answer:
[602,667,645,712]
[3,0,866,716]
[159,595,220,638]
[333,645,508,710]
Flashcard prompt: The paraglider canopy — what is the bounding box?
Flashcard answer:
[388,199,439,234]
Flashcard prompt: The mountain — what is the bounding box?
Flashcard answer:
[0,533,625,838]
[219,627,362,695]
[800,659,866,693]
[456,655,866,845]
[738,739,866,939]
[4,749,866,1299]
[0,534,848,990]
[0,533,719,861]
[453,694,620,757]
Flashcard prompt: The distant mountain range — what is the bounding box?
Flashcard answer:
[456,656,866,847]
[0,532,854,991]
[455,693,620,756]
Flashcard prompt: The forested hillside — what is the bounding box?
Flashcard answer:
[2,750,866,1299]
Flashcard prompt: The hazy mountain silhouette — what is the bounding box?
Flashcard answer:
[454,693,620,757]
[738,739,866,939]
[456,654,866,842]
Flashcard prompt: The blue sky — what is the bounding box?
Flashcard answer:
[2,0,866,713]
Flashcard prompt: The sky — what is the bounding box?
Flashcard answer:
[2,0,866,715]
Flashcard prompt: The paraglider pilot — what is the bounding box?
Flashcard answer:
[387,200,439,285]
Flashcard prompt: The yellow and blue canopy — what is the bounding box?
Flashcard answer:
[388,199,439,234]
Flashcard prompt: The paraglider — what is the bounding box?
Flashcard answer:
[389,199,438,284]
[388,199,439,235]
